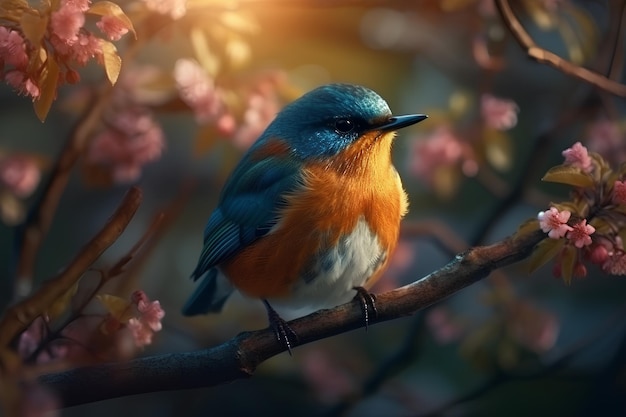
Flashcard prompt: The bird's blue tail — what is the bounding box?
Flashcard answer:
[182,268,234,316]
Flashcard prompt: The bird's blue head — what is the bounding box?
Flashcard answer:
[259,83,427,159]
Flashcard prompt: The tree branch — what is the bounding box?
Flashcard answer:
[495,0,626,97]
[38,228,546,408]
[0,187,142,354]
[14,89,114,299]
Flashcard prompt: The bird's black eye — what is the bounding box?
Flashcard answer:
[334,118,355,134]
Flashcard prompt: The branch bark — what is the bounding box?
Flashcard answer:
[14,89,114,298]
[38,228,546,408]
[0,187,142,354]
[495,0,626,97]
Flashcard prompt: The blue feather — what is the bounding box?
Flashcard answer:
[184,83,419,316]
[190,152,301,282]
[182,268,232,315]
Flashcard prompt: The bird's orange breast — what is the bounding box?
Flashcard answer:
[222,131,407,298]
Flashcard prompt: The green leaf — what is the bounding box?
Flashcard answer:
[100,40,122,85]
[516,218,540,238]
[589,217,612,235]
[87,1,136,38]
[34,54,60,122]
[542,164,594,188]
[527,238,565,274]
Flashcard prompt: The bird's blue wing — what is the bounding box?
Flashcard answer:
[190,154,301,280]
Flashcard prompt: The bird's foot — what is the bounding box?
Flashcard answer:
[353,286,378,330]
[263,300,298,355]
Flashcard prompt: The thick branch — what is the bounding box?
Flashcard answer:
[39,228,546,407]
[495,0,626,97]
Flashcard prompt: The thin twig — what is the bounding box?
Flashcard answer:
[14,88,114,299]
[0,187,142,361]
[494,0,626,97]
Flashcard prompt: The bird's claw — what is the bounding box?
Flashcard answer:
[263,300,298,355]
[353,286,378,330]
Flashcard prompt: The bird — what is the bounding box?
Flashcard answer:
[183,83,427,351]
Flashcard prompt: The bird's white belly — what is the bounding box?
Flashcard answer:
[268,217,386,319]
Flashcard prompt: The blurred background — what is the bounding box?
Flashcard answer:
[2,0,626,416]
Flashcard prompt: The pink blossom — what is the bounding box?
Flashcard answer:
[17,316,69,364]
[613,180,626,205]
[131,289,149,305]
[87,107,164,183]
[17,316,47,360]
[587,243,609,265]
[566,219,595,248]
[603,251,626,276]
[4,70,40,99]
[137,299,165,332]
[127,318,154,347]
[71,33,103,66]
[63,0,91,12]
[50,5,85,44]
[174,58,224,124]
[481,94,519,130]
[410,125,468,185]
[562,141,592,173]
[97,15,129,41]
[537,207,573,239]
[126,291,165,348]
[113,65,172,105]
[231,91,280,149]
[143,0,187,19]
[216,113,237,136]
[0,27,29,68]
[0,156,40,197]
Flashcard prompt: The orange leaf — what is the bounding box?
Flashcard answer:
[484,128,513,172]
[100,40,122,85]
[46,281,80,320]
[33,54,60,122]
[96,294,134,322]
[20,12,48,46]
[87,1,136,38]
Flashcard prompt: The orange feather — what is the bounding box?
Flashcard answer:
[222,131,407,298]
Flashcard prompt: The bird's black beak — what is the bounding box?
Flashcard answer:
[377,114,428,132]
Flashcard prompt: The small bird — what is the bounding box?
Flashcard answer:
[183,83,427,350]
